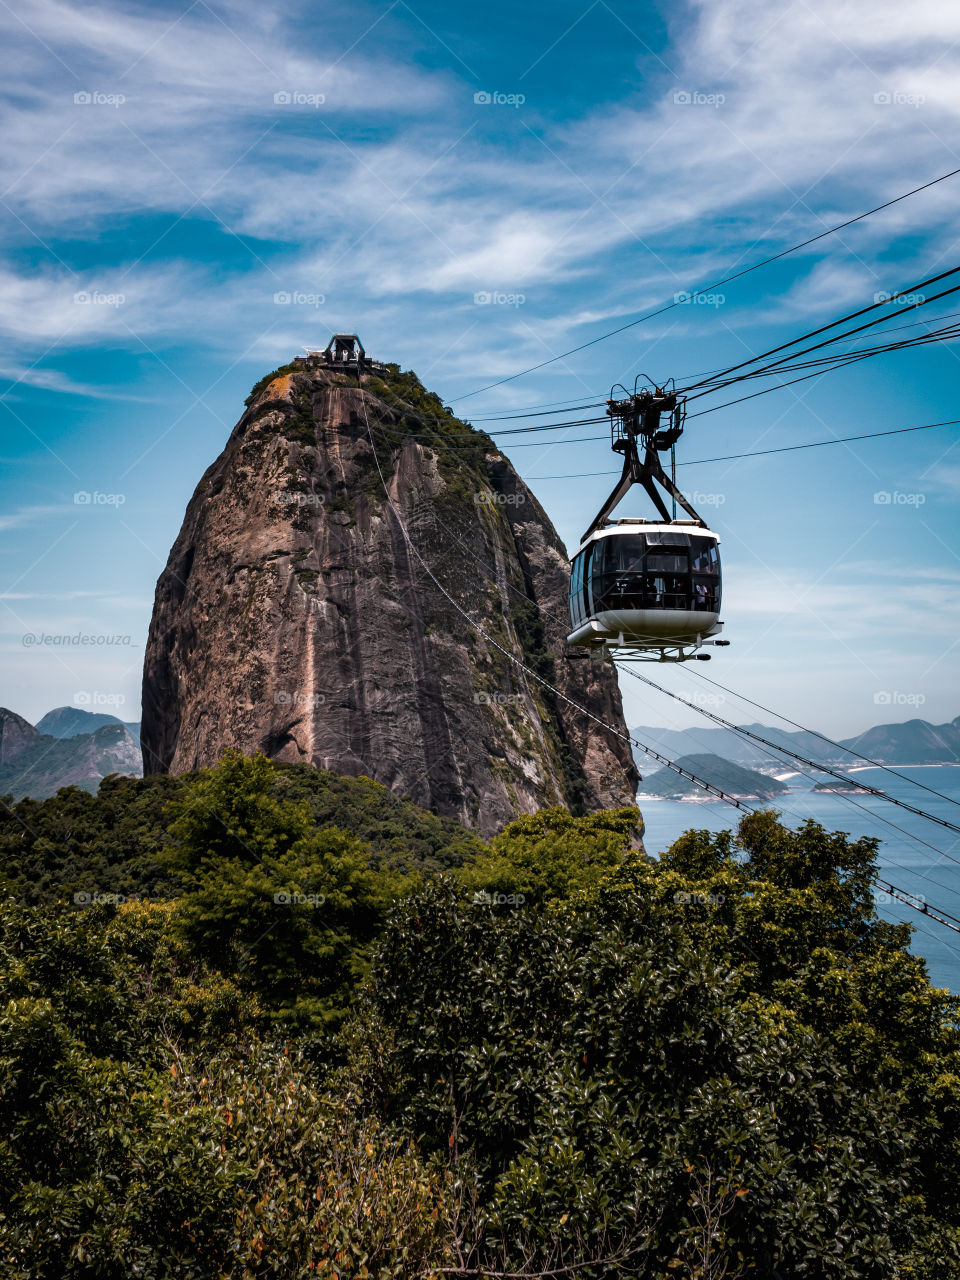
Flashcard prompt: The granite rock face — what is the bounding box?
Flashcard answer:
[0,709,38,765]
[141,358,640,836]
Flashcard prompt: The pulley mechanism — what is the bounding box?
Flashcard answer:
[586,382,703,540]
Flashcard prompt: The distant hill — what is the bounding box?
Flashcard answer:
[35,705,141,744]
[812,776,877,794]
[631,722,846,768]
[0,708,142,800]
[631,715,960,771]
[637,753,789,801]
[843,716,960,765]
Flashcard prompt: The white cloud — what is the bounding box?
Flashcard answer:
[923,464,960,496]
[725,559,960,643]
[2,0,960,383]
[0,503,76,531]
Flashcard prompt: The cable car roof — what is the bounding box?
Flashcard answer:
[577,519,721,551]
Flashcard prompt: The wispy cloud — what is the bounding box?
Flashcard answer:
[0,503,75,531]
[4,0,960,733]
[2,0,960,381]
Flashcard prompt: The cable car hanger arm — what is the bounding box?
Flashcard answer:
[582,385,704,539]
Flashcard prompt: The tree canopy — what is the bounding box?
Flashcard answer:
[0,754,958,1277]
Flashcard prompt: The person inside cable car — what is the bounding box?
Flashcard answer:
[641,576,661,609]
[662,575,687,609]
[691,545,714,573]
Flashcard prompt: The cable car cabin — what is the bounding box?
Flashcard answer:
[567,519,723,660]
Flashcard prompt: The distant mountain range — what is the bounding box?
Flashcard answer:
[0,707,142,800]
[35,705,141,744]
[1,703,956,805]
[631,715,960,772]
[637,754,789,801]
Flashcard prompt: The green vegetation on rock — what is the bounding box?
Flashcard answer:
[364,365,495,483]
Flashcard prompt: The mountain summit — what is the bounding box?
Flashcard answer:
[141,345,639,835]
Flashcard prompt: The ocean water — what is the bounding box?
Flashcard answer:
[638,765,960,994]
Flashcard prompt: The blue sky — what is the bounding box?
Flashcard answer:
[2,0,960,741]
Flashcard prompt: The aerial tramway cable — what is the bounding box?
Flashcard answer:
[521,418,960,479]
[456,301,960,426]
[452,165,960,401]
[680,266,960,396]
[358,397,960,937]
[372,295,960,440]
[618,666,960,844]
[680,665,960,813]
[469,296,960,423]
[621,682,960,909]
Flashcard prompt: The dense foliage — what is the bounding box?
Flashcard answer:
[1,753,959,1276]
[0,758,481,904]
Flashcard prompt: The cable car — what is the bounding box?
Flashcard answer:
[567,382,728,662]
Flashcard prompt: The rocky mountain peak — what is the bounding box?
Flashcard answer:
[0,708,40,764]
[141,351,640,836]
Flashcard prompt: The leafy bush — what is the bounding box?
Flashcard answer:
[354,813,960,1277]
[0,757,482,906]
[0,901,451,1278]
[163,752,417,1025]
[457,805,641,906]
[0,773,188,903]
[3,780,960,1277]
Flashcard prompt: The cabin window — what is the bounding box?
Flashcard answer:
[585,531,721,614]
